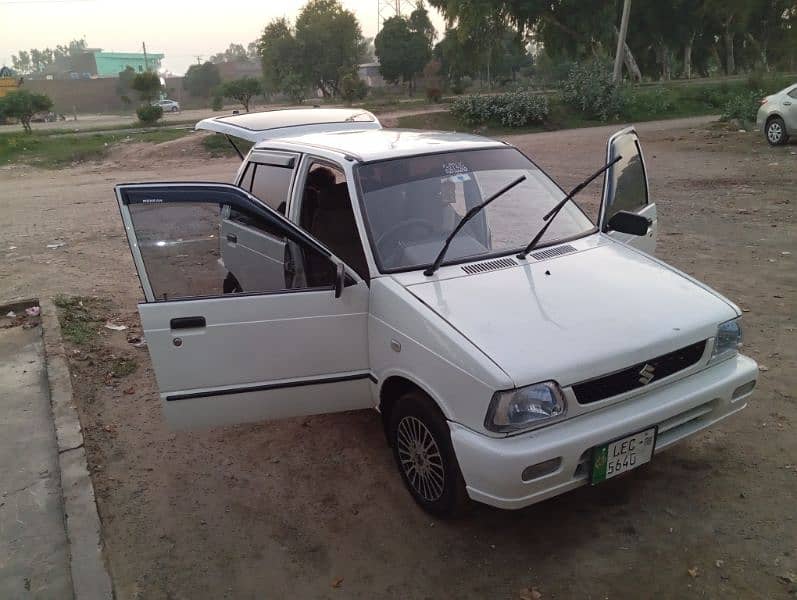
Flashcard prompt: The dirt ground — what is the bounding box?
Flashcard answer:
[0,117,795,599]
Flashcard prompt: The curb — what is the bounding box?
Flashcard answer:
[40,298,114,600]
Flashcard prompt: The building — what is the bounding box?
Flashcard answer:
[0,66,21,98]
[35,50,164,80]
[216,60,262,82]
[91,52,164,77]
[358,62,385,88]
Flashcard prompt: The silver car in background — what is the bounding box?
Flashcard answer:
[756,83,797,145]
[153,99,181,113]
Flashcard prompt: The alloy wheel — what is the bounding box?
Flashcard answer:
[396,415,445,502]
[768,121,783,144]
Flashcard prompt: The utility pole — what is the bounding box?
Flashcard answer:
[142,41,149,71]
[612,0,631,84]
[377,0,415,32]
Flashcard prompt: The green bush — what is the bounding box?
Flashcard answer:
[722,90,763,123]
[136,104,163,125]
[451,91,549,127]
[698,82,734,109]
[339,72,368,105]
[211,94,223,111]
[560,60,625,121]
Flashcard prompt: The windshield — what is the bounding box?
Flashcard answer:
[356,147,594,272]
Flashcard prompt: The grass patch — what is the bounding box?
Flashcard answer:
[202,133,254,158]
[53,295,107,346]
[110,357,138,378]
[0,127,190,168]
[359,97,430,114]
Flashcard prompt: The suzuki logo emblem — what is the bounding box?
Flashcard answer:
[638,363,656,385]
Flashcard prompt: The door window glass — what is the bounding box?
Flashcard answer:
[788,88,797,99]
[127,200,335,301]
[299,162,369,279]
[239,162,255,191]
[249,163,293,214]
[606,135,647,220]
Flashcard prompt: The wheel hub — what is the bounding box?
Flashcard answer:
[397,416,445,502]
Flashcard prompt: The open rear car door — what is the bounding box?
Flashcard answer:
[599,127,657,254]
[116,182,372,429]
[195,108,382,143]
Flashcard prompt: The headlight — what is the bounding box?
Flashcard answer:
[711,317,742,362]
[485,381,566,433]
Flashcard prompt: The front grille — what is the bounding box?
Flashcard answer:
[572,340,707,404]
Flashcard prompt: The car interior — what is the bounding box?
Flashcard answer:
[299,163,369,279]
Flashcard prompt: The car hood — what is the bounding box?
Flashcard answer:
[402,242,738,388]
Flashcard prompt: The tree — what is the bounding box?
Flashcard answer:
[11,50,31,75]
[11,38,87,75]
[219,77,263,111]
[0,90,53,133]
[131,71,163,103]
[294,0,366,97]
[54,38,87,61]
[258,17,304,96]
[184,62,222,97]
[434,27,477,85]
[116,66,137,105]
[210,43,249,64]
[283,73,307,104]
[375,5,435,94]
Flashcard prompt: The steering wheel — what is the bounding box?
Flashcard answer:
[375,218,438,264]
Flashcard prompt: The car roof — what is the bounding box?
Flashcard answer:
[258,128,506,162]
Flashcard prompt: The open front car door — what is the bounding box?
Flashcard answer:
[599,127,657,254]
[116,182,372,429]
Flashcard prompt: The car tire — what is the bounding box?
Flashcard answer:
[765,116,789,146]
[223,273,242,294]
[388,390,470,518]
[172,106,179,113]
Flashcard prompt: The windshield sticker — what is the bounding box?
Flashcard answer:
[442,160,469,176]
[443,173,471,183]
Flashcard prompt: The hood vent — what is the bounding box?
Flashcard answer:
[461,257,518,275]
[531,244,577,261]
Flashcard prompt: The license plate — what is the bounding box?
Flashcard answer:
[591,427,657,485]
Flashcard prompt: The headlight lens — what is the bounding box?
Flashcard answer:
[711,317,742,362]
[485,381,566,433]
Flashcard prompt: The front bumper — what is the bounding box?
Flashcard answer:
[450,354,758,510]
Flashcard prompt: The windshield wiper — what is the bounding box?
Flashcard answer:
[424,175,526,276]
[516,155,622,260]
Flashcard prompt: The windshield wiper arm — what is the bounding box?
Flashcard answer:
[517,155,622,260]
[424,174,526,276]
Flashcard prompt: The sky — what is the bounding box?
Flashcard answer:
[0,0,447,75]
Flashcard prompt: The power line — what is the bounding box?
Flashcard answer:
[0,0,94,4]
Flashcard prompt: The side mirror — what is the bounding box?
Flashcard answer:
[334,262,345,299]
[607,210,650,236]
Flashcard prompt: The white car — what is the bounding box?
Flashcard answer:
[116,108,758,517]
[756,82,797,145]
[153,98,181,113]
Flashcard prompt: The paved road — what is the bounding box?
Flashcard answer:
[0,317,72,599]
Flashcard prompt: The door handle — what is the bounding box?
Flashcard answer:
[226,233,238,243]
[784,101,792,106]
[170,316,206,330]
